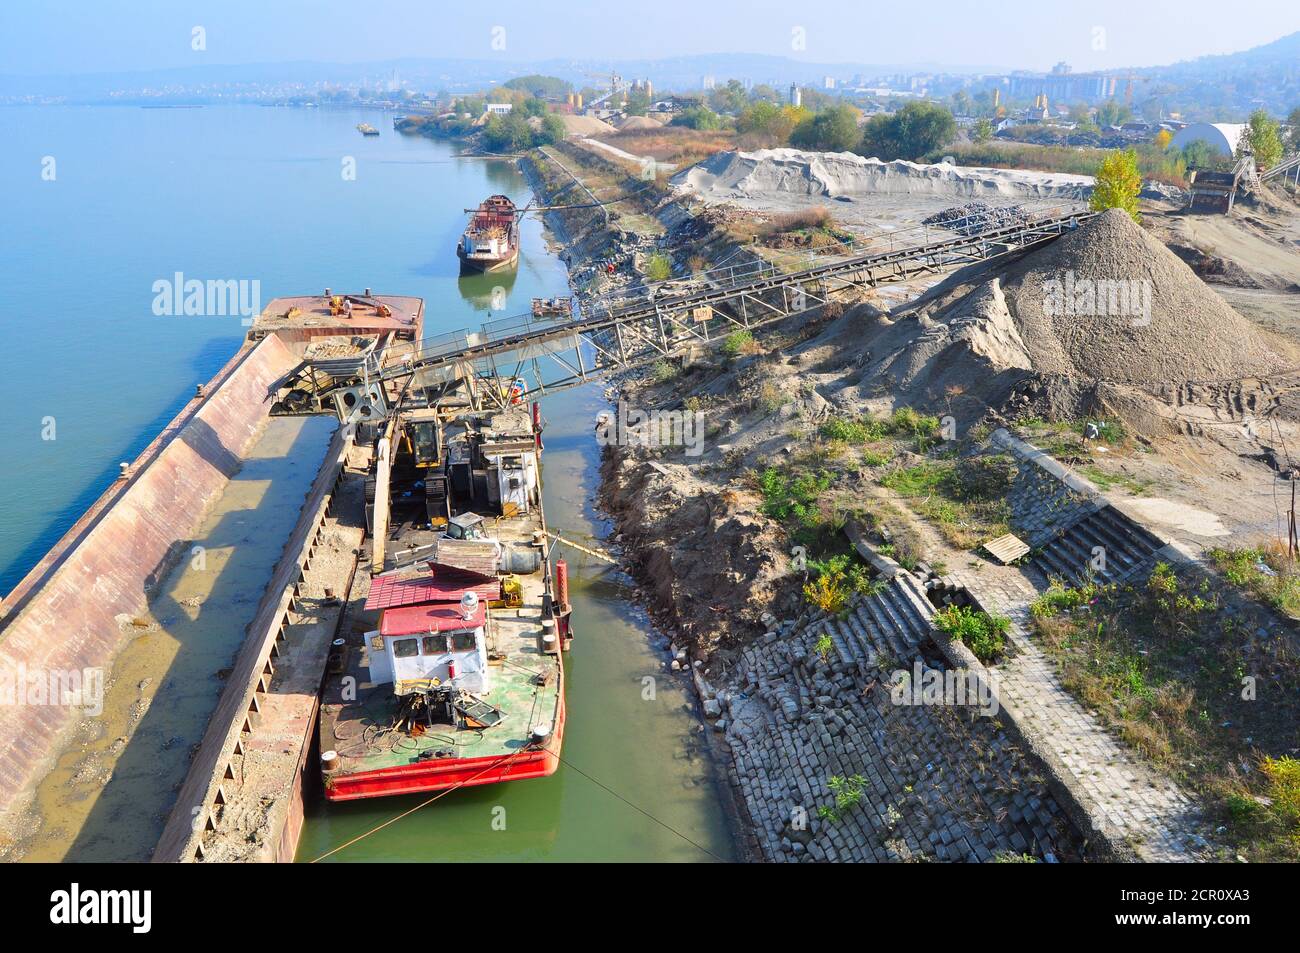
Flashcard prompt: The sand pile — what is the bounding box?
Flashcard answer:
[993,209,1296,383]
[614,115,662,131]
[801,209,1297,428]
[673,148,1093,201]
[559,114,617,136]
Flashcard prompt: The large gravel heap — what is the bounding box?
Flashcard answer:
[996,209,1295,384]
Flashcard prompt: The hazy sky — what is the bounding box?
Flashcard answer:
[1,0,1296,75]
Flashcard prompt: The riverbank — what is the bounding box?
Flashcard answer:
[525,141,766,860]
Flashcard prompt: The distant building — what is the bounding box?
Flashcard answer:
[1007,70,1117,104]
[789,83,802,107]
[485,103,512,115]
[1168,122,1247,157]
[823,76,836,90]
[701,75,716,91]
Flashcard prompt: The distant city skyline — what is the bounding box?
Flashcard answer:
[2,0,1297,77]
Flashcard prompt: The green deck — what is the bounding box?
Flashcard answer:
[320,513,562,776]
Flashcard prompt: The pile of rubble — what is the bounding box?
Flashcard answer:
[922,202,1033,236]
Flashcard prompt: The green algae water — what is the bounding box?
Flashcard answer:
[0,104,734,862]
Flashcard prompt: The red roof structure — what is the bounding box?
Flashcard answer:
[380,602,487,638]
[365,565,501,612]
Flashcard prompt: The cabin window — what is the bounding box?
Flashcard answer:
[422,635,447,655]
[451,631,477,652]
[392,638,418,659]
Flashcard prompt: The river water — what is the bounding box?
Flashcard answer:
[0,104,733,862]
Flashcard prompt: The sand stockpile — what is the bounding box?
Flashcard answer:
[993,209,1297,384]
[559,114,617,136]
[802,209,1298,429]
[673,148,1093,202]
[614,115,662,131]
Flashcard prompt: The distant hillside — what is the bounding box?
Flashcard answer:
[1136,31,1300,118]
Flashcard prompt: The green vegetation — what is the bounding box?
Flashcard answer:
[757,467,833,525]
[1031,581,1103,618]
[1242,109,1284,171]
[502,74,571,99]
[932,604,1010,663]
[818,408,941,446]
[1089,148,1142,221]
[972,118,994,143]
[1029,566,1300,861]
[721,329,756,357]
[939,139,1188,187]
[479,108,565,152]
[803,552,880,614]
[859,101,957,161]
[648,360,676,384]
[671,105,724,131]
[736,100,809,145]
[790,104,862,152]
[814,632,834,661]
[879,455,1012,550]
[1208,546,1300,618]
[1079,465,1153,496]
[818,774,868,822]
[643,252,673,282]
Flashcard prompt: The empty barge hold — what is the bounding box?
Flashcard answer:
[0,289,422,862]
[457,194,520,274]
[319,401,571,801]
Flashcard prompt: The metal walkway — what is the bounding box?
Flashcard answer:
[287,208,1096,419]
[1261,152,1300,184]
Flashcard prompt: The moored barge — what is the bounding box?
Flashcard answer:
[318,397,570,800]
[457,194,520,273]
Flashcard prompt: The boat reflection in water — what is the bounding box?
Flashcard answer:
[457,266,518,313]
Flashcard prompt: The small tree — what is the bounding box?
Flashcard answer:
[1242,109,1283,170]
[1090,148,1142,222]
[972,117,994,143]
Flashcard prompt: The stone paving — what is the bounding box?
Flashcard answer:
[720,578,1083,862]
[952,568,1211,861]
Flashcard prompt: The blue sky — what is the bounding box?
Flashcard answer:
[1,0,1295,75]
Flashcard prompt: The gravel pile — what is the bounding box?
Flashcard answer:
[923,202,1033,235]
[999,209,1296,383]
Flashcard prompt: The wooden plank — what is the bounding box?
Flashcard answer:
[983,532,1030,565]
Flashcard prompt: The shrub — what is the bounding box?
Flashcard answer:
[644,253,673,282]
[758,467,832,524]
[721,330,756,357]
[819,774,868,821]
[933,604,1010,663]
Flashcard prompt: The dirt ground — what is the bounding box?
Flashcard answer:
[598,177,1300,662]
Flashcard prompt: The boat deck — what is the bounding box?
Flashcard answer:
[319,511,561,792]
